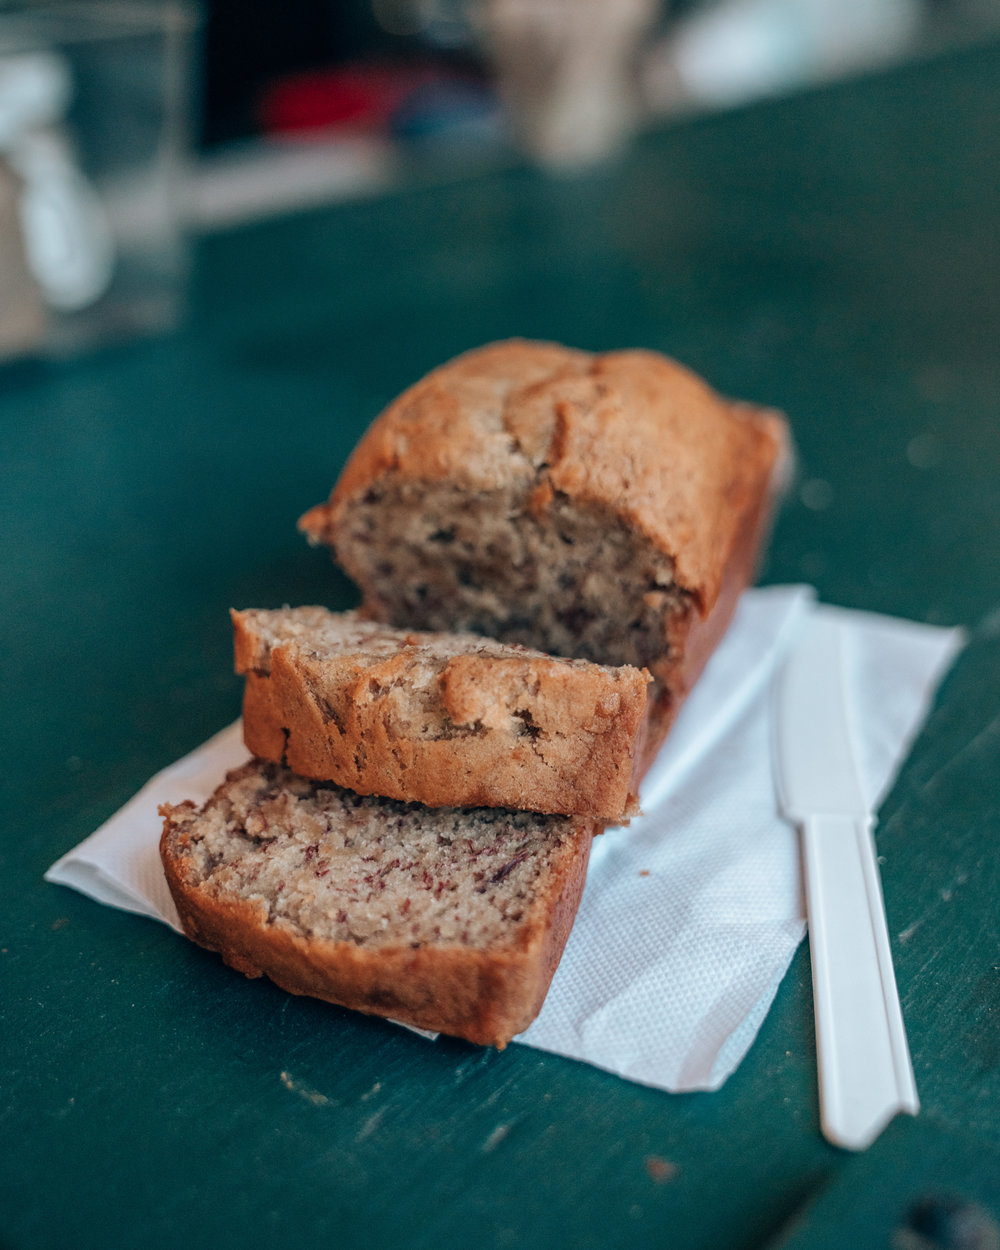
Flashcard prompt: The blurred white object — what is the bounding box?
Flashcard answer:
[480,0,659,167]
[644,0,922,110]
[0,52,115,312]
[0,5,196,358]
[0,49,70,142]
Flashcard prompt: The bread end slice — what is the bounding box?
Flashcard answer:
[160,760,595,1047]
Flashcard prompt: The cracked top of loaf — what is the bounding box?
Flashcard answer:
[300,339,788,613]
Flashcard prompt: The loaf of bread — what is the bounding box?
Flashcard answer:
[160,759,594,1047]
[299,340,788,765]
[161,340,787,1047]
[233,606,649,821]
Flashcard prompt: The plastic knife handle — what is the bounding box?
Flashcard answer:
[802,814,920,1150]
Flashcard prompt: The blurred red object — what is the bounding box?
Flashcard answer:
[259,64,437,135]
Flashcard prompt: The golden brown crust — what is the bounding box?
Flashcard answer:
[234,608,649,821]
[299,339,788,614]
[160,795,594,1048]
[298,340,593,518]
[637,443,783,768]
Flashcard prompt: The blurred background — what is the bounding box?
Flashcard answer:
[0,0,997,361]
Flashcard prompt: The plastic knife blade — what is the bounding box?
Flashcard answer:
[773,611,919,1150]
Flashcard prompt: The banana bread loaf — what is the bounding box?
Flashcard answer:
[299,340,788,766]
[234,606,649,821]
[160,759,594,1047]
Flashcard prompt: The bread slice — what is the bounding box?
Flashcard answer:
[299,340,789,768]
[160,759,594,1047]
[233,606,649,821]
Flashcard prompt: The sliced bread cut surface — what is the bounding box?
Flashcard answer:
[233,606,649,821]
[300,340,788,765]
[160,759,594,1047]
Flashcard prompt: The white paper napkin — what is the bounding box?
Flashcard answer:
[45,587,962,1091]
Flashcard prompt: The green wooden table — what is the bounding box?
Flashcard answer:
[3,40,999,1250]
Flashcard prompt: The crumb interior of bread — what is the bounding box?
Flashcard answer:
[242,606,614,744]
[244,606,594,674]
[337,485,690,681]
[175,763,575,948]
[241,608,403,671]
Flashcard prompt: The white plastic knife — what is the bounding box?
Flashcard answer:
[773,611,919,1150]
